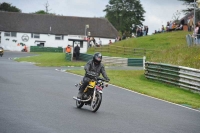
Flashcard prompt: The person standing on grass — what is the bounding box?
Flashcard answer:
[197,21,200,45]
[74,45,80,60]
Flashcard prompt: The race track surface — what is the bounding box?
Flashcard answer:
[0,51,200,133]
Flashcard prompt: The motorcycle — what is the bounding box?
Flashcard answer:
[0,47,3,57]
[73,73,109,112]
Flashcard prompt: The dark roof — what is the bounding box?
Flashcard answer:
[0,11,118,38]
[179,12,200,25]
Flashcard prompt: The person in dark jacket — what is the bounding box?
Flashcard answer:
[74,45,80,60]
[197,21,200,45]
[77,52,110,98]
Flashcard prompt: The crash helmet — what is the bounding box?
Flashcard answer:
[93,52,102,64]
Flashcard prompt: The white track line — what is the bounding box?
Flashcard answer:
[57,69,200,113]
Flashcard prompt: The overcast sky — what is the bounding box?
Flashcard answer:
[1,0,187,35]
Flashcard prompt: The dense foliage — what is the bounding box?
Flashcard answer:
[0,2,21,12]
[104,0,145,34]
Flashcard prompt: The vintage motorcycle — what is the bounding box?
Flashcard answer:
[0,47,4,57]
[73,73,109,112]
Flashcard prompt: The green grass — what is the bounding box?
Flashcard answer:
[67,69,200,109]
[15,52,86,67]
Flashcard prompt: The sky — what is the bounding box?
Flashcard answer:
[1,0,188,35]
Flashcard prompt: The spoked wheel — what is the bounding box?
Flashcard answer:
[91,92,102,112]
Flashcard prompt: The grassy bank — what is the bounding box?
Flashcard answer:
[67,69,200,109]
[88,31,200,69]
[15,53,86,67]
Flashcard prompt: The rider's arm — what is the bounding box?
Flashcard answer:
[84,60,91,73]
[100,65,110,81]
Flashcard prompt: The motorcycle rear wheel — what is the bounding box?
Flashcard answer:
[91,92,102,112]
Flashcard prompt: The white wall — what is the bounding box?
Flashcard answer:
[0,31,115,53]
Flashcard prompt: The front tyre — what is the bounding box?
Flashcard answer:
[76,93,84,108]
[76,100,84,108]
[91,92,102,112]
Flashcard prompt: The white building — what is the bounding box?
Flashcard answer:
[0,12,118,53]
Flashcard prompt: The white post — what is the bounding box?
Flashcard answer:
[71,47,73,61]
[143,56,146,70]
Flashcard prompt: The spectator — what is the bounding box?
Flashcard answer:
[98,38,102,46]
[109,40,112,44]
[122,33,126,40]
[87,37,90,48]
[140,28,143,36]
[66,45,71,53]
[118,36,121,41]
[188,16,194,32]
[146,26,149,35]
[197,21,200,45]
[137,28,141,37]
[74,45,80,60]
[93,37,96,45]
[143,26,147,36]
[161,25,165,32]
[193,23,199,44]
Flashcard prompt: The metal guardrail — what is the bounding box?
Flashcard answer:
[145,62,200,93]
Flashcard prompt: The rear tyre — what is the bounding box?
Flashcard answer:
[91,92,102,112]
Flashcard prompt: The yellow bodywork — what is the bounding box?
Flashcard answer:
[84,81,96,92]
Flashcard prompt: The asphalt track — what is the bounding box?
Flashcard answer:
[0,51,200,133]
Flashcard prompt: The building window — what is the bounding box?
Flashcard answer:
[4,32,11,37]
[31,33,40,39]
[55,35,64,40]
[11,32,17,37]
[4,32,17,37]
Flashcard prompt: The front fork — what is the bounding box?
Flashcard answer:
[91,89,97,106]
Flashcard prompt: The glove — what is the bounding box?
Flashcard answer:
[105,78,110,82]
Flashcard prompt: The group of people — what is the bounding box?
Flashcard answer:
[136,26,149,37]
[154,20,184,34]
[87,37,102,47]
[66,44,80,60]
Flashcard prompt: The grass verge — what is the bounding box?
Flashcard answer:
[66,69,200,109]
[15,52,86,67]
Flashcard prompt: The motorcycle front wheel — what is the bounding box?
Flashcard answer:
[91,92,102,112]
[76,100,84,108]
[76,94,84,108]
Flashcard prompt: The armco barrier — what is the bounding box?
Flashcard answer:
[66,53,144,67]
[145,62,200,93]
[30,46,63,53]
[66,53,72,61]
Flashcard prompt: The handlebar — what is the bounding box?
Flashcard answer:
[86,72,109,82]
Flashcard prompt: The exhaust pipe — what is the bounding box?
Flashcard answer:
[73,96,91,102]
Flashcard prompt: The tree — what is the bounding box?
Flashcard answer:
[178,0,200,21]
[0,2,21,12]
[34,10,47,14]
[33,1,56,15]
[172,10,182,23]
[104,0,145,35]
[179,0,197,12]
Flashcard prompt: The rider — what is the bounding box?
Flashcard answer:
[77,52,110,98]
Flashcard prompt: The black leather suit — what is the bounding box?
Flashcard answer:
[79,60,109,92]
